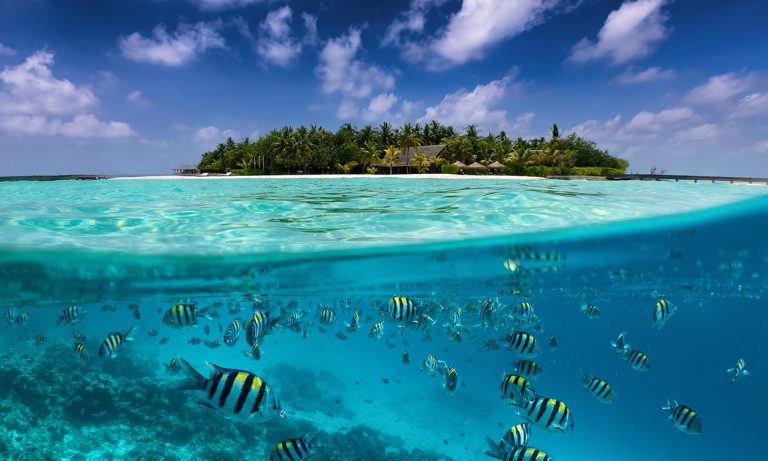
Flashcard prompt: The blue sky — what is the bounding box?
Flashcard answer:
[0,0,766,175]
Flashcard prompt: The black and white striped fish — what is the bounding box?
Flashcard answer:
[652,298,676,330]
[504,331,541,357]
[511,302,535,322]
[177,359,284,422]
[727,358,750,383]
[58,305,85,325]
[316,305,336,325]
[162,304,213,328]
[72,330,87,342]
[479,299,497,327]
[488,446,552,461]
[31,334,47,345]
[484,423,533,458]
[15,311,30,325]
[611,331,651,371]
[285,309,306,332]
[128,303,141,320]
[245,310,280,346]
[579,371,615,404]
[514,360,543,378]
[518,396,574,433]
[73,342,87,360]
[422,354,447,376]
[223,319,242,346]
[369,321,384,339]
[385,297,420,322]
[663,400,702,434]
[500,373,536,406]
[345,309,360,332]
[580,304,600,319]
[98,327,136,358]
[269,432,320,461]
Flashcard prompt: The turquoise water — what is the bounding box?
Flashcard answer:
[0,178,766,460]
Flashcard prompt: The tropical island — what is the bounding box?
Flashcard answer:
[196,121,628,177]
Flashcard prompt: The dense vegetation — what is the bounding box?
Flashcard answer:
[196,121,628,176]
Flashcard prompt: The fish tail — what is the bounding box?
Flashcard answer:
[124,326,137,341]
[483,435,504,459]
[662,399,673,413]
[177,358,206,390]
[307,430,322,446]
[199,306,215,320]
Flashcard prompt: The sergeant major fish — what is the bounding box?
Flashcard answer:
[652,298,676,330]
[663,400,702,434]
[580,304,600,319]
[518,396,574,433]
[58,305,85,325]
[223,319,242,347]
[514,360,543,378]
[316,305,336,325]
[73,342,87,360]
[369,322,384,340]
[500,373,536,406]
[384,297,419,323]
[727,358,750,383]
[177,358,284,422]
[270,432,320,461]
[579,370,615,404]
[486,445,552,461]
[98,327,136,358]
[444,367,458,394]
[611,332,650,371]
[245,310,281,346]
[162,304,213,329]
[504,331,541,358]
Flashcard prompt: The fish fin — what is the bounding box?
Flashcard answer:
[483,436,503,459]
[196,400,217,411]
[307,430,323,446]
[743,370,750,376]
[726,368,734,373]
[124,326,137,341]
[177,358,206,390]
[205,361,228,375]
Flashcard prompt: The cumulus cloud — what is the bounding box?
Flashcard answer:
[234,9,317,67]
[119,21,225,66]
[127,89,150,107]
[569,115,623,139]
[195,126,240,148]
[624,107,696,133]
[728,92,768,119]
[685,72,755,105]
[0,51,134,138]
[417,73,526,132]
[569,0,670,65]
[616,66,675,84]
[674,123,720,142]
[192,0,263,10]
[0,42,16,56]
[384,0,566,69]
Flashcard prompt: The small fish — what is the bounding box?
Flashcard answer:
[98,327,136,358]
[57,305,85,325]
[485,339,500,351]
[161,304,213,329]
[445,324,462,343]
[159,337,170,345]
[444,367,458,394]
[223,319,242,347]
[246,310,281,346]
[511,302,535,322]
[384,297,420,323]
[579,371,615,404]
[302,326,309,339]
[188,337,202,345]
[269,432,320,461]
[128,303,141,320]
[31,334,47,345]
[369,322,384,340]
[73,342,87,360]
[335,331,348,341]
[580,304,600,319]
[514,360,542,378]
[316,305,337,325]
[727,358,750,383]
[402,350,410,365]
[479,299,497,327]
[100,304,117,312]
[203,338,221,349]
[663,400,702,434]
[177,359,284,422]
[486,445,552,461]
[549,335,558,350]
[72,330,87,342]
[165,357,182,374]
[286,309,307,332]
[500,373,536,406]
[518,396,574,433]
[15,312,30,325]
[504,331,540,358]
[345,309,360,332]
[242,343,261,360]
[449,307,462,325]
[653,299,676,330]
[483,423,532,458]
[4,308,18,325]
[147,329,159,337]
[611,332,650,371]
[422,354,447,376]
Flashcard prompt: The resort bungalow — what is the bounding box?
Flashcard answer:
[375,144,446,173]
[172,164,200,175]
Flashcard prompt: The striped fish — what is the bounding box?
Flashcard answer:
[499,446,552,461]
[223,319,242,346]
[663,400,702,434]
[611,332,650,371]
[369,321,384,339]
[31,334,47,345]
[286,309,306,332]
[316,305,336,325]
[580,304,600,319]
[241,343,261,361]
[98,327,136,358]
[519,396,574,433]
[444,367,458,394]
[500,373,536,405]
[483,423,534,459]
[511,302,535,321]
[479,299,497,326]
[514,360,543,378]
[345,309,360,332]
[57,305,84,325]
[385,297,419,322]
[549,335,558,350]
[579,371,615,404]
[165,358,182,374]
[445,324,462,343]
[15,312,30,325]
[177,359,284,422]
[422,354,447,376]
[652,299,676,330]
[4,308,18,324]
[727,358,750,383]
[73,342,87,360]
[269,432,320,461]
[162,304,212,328]
[245,310,280,346]
[72,330,87,342]
[402,351,410,365]
[504,331,541,358]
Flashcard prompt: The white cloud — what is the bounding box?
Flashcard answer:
[569,0,670,65]
[0,51,97,115]
[685,72,755,105]
[0,51,134,138]
[301,12,318,45]
[383,0,447,47]
[119,21,225,66]
[0,42,16,56]
[257,7,303,67]
[756,139,768,153]
[616,66,675,84]
[624,107,696,132]
[417,73,523,131]
[728,92,768,119]
[192,0,263,10]
[194,126,240,148]
[674,123,719,143]
[127,89,150,107]
[569,115,623,139]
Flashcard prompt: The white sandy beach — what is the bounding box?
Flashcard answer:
[110,174,543,180]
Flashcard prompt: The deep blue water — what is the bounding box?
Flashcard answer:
[0,180,766,460]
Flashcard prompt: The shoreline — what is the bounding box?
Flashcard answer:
[109,174,543,180]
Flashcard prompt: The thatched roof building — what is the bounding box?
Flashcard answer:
[488,161,505,170]
[452,161,467,169]
[467,162,488,170]
[375,144,446,168]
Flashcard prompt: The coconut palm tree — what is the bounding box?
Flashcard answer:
[381,145,399,175]
[411,152,431,173]
[550,123,560,140]
[378,122,394,146]
[335,160,358,174]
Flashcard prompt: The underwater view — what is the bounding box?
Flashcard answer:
[1,178,767,461]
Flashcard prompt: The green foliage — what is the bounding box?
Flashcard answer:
[366,167,378,175]
[572,167,627,176]
[440,164,460,174]
[196,121,627,176]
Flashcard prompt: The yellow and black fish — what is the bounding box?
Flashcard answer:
[611,331,650,371]
[223,319,242,346]
[162,304,212,328]
[385,297,420,323]
[652,298,677,330]
[345,309,360,332]
[73,342,87,360]
[579,371,615,404]
[246,310,280,346]
[98,327,136,358]
[369,321,384,339]
[727,358,750,383]
[663,400,702,434]
[519,396,574,433]
[514,360,543,378]
[31,334,47,345]
[479,299,497,326]
[500,373,536,405]
[165,357,181,374]
[504,331,540,357]
[269,432,320,461]
[72,330,87,342]
[58,305,85,325]
[316,305,336,325]
[484,422,532,458]
[177,359,284,422]
[487,445,552,461]
[444,367,458,394]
